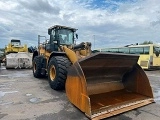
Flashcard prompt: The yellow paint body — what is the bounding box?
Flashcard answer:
[5,43,28,53]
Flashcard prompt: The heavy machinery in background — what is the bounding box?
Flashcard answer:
[4,39,32,69]
[32,25,154,120]
[0,50,4,67]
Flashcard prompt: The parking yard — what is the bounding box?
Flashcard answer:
[0,66,160,120]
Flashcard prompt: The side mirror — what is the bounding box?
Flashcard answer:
[155,51,159,57]
[76,34,78,39]
[48,29,51,35]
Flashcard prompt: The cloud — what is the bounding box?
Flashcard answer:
[0,1,18,11]
[19,0,60,14]
[0,0,160,49]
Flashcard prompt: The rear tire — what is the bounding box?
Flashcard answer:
[48,56,71,90]
[32,56,43,78]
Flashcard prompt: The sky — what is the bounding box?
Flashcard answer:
[0,0,160,50]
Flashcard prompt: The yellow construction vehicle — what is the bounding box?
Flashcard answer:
[32,25,154,120]
[5,39,28,53]
[5,39,32,69]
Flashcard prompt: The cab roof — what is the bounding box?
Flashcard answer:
[11,39,21,42]
[48,25,77,31]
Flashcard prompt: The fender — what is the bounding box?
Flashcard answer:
[48,51,66,64]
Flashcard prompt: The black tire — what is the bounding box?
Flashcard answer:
[32,56,43,78]
[48,56,71,90]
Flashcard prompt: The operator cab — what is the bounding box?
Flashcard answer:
[48,25,77,46]
[11,39,21,46]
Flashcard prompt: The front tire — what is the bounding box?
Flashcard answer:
[32,56,43,78]
[48,56,71,90]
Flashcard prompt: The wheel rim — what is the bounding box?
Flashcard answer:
[33,62,36,73]
[50,65,56,81]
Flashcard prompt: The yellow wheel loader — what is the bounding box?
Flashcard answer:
[5,39,32,69]
[32,25,154,120]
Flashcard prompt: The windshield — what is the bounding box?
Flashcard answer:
[11,42,21,46]
[58,29,74,45]
[129,47,149,54]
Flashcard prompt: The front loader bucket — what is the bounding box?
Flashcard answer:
[6,52,33,69]
[66,52,154,120]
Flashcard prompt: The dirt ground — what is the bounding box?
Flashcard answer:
[0,66,160,120]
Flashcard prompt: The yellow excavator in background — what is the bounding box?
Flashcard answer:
[32,25,154,120]
[5,39,32,69]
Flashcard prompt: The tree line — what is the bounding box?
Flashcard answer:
[139,41,153,45]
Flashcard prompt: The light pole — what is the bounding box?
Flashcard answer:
[38,35,46,46]
[93,35,95,49]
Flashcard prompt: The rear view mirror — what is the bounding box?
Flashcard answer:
[155,51,159,57]
[76,34,78,39]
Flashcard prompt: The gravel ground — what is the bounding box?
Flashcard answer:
[0,66,160,120]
